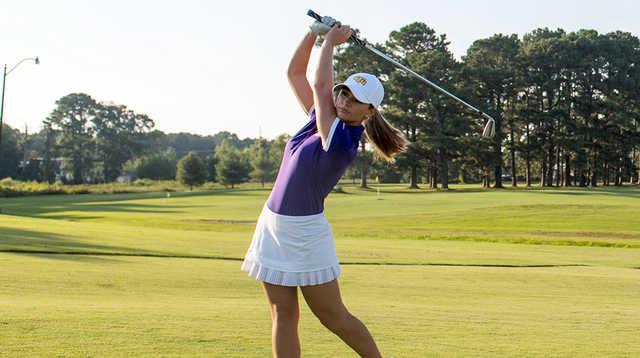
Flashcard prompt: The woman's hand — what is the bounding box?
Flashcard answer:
[309,16,337,36]
[324,24,352,46]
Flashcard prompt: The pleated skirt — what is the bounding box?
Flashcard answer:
[241,204,341,287]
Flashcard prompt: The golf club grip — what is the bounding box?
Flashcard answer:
[306,9,366,47]
[307,9,322,21]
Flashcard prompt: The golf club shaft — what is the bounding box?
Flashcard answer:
[364,45,494,123]
[306,9,495,124]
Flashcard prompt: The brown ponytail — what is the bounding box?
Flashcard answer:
[363,109,409,162]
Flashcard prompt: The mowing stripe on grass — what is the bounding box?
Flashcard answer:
[1,249,591,268]
[414,235,640,248]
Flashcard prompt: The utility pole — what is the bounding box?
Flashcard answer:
[0,57,39,146]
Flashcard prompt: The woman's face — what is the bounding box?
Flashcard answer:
[334,88,375,125]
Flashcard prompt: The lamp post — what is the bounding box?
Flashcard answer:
[0,56,40,146]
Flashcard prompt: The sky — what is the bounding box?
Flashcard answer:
[1,0,639,140]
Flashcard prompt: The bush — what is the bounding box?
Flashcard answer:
[0,177,17,187]
[0,178,191,197]
[133,178,155,186]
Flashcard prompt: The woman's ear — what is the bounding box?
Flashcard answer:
[367,107,376,119]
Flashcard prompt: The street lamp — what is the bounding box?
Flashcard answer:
[0,56,40,145]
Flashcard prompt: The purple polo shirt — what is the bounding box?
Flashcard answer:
[266,108,364,216]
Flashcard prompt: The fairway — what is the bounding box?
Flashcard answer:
[1,185,640,357]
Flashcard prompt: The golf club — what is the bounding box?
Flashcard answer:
[307,9,496,138]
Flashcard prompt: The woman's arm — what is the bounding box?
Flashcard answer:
[287,31,317,114]
[312,25,352,147]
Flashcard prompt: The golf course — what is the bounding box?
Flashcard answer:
[1,184,639,357]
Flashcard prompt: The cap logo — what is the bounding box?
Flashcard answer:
[353,76,367,86]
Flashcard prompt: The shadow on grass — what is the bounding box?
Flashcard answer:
[0,201,193,220]
[0,229,606,269]
[14,252,126,263]
[0,227,169,261]
[350,186,526,195]
[0,188,270,220]
[526,187,640,199]
[0,248,597,269]
[340,261,589,268]
[350,184,640,197]
[350,186,452,195]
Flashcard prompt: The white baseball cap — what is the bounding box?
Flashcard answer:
[333,73,384,107]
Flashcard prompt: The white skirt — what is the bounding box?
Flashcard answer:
[241,204,341,287]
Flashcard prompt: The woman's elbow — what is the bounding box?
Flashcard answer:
[287,61,308,77]
[312,78,332,92]
[286,67,299,78]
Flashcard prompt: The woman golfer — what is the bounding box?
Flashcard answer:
[241,18,407,358]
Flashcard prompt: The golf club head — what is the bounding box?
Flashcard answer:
[482,117,496,138]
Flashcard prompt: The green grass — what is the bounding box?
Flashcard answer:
[1,184,640,357]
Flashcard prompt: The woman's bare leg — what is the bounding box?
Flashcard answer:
[262,282,300,358]
[300,279,381,358]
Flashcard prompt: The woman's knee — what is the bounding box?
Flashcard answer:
[316,307,353,332]
[271,304,299,324]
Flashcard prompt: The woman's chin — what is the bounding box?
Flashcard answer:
[342,118,361,126]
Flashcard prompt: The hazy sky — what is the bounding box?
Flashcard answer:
[2,0,638,139]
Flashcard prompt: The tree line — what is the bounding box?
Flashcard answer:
[335,25,639,188]
[0,24,638,189]
[0,92,288,188]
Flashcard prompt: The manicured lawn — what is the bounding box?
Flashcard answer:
[1,184,639,356]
